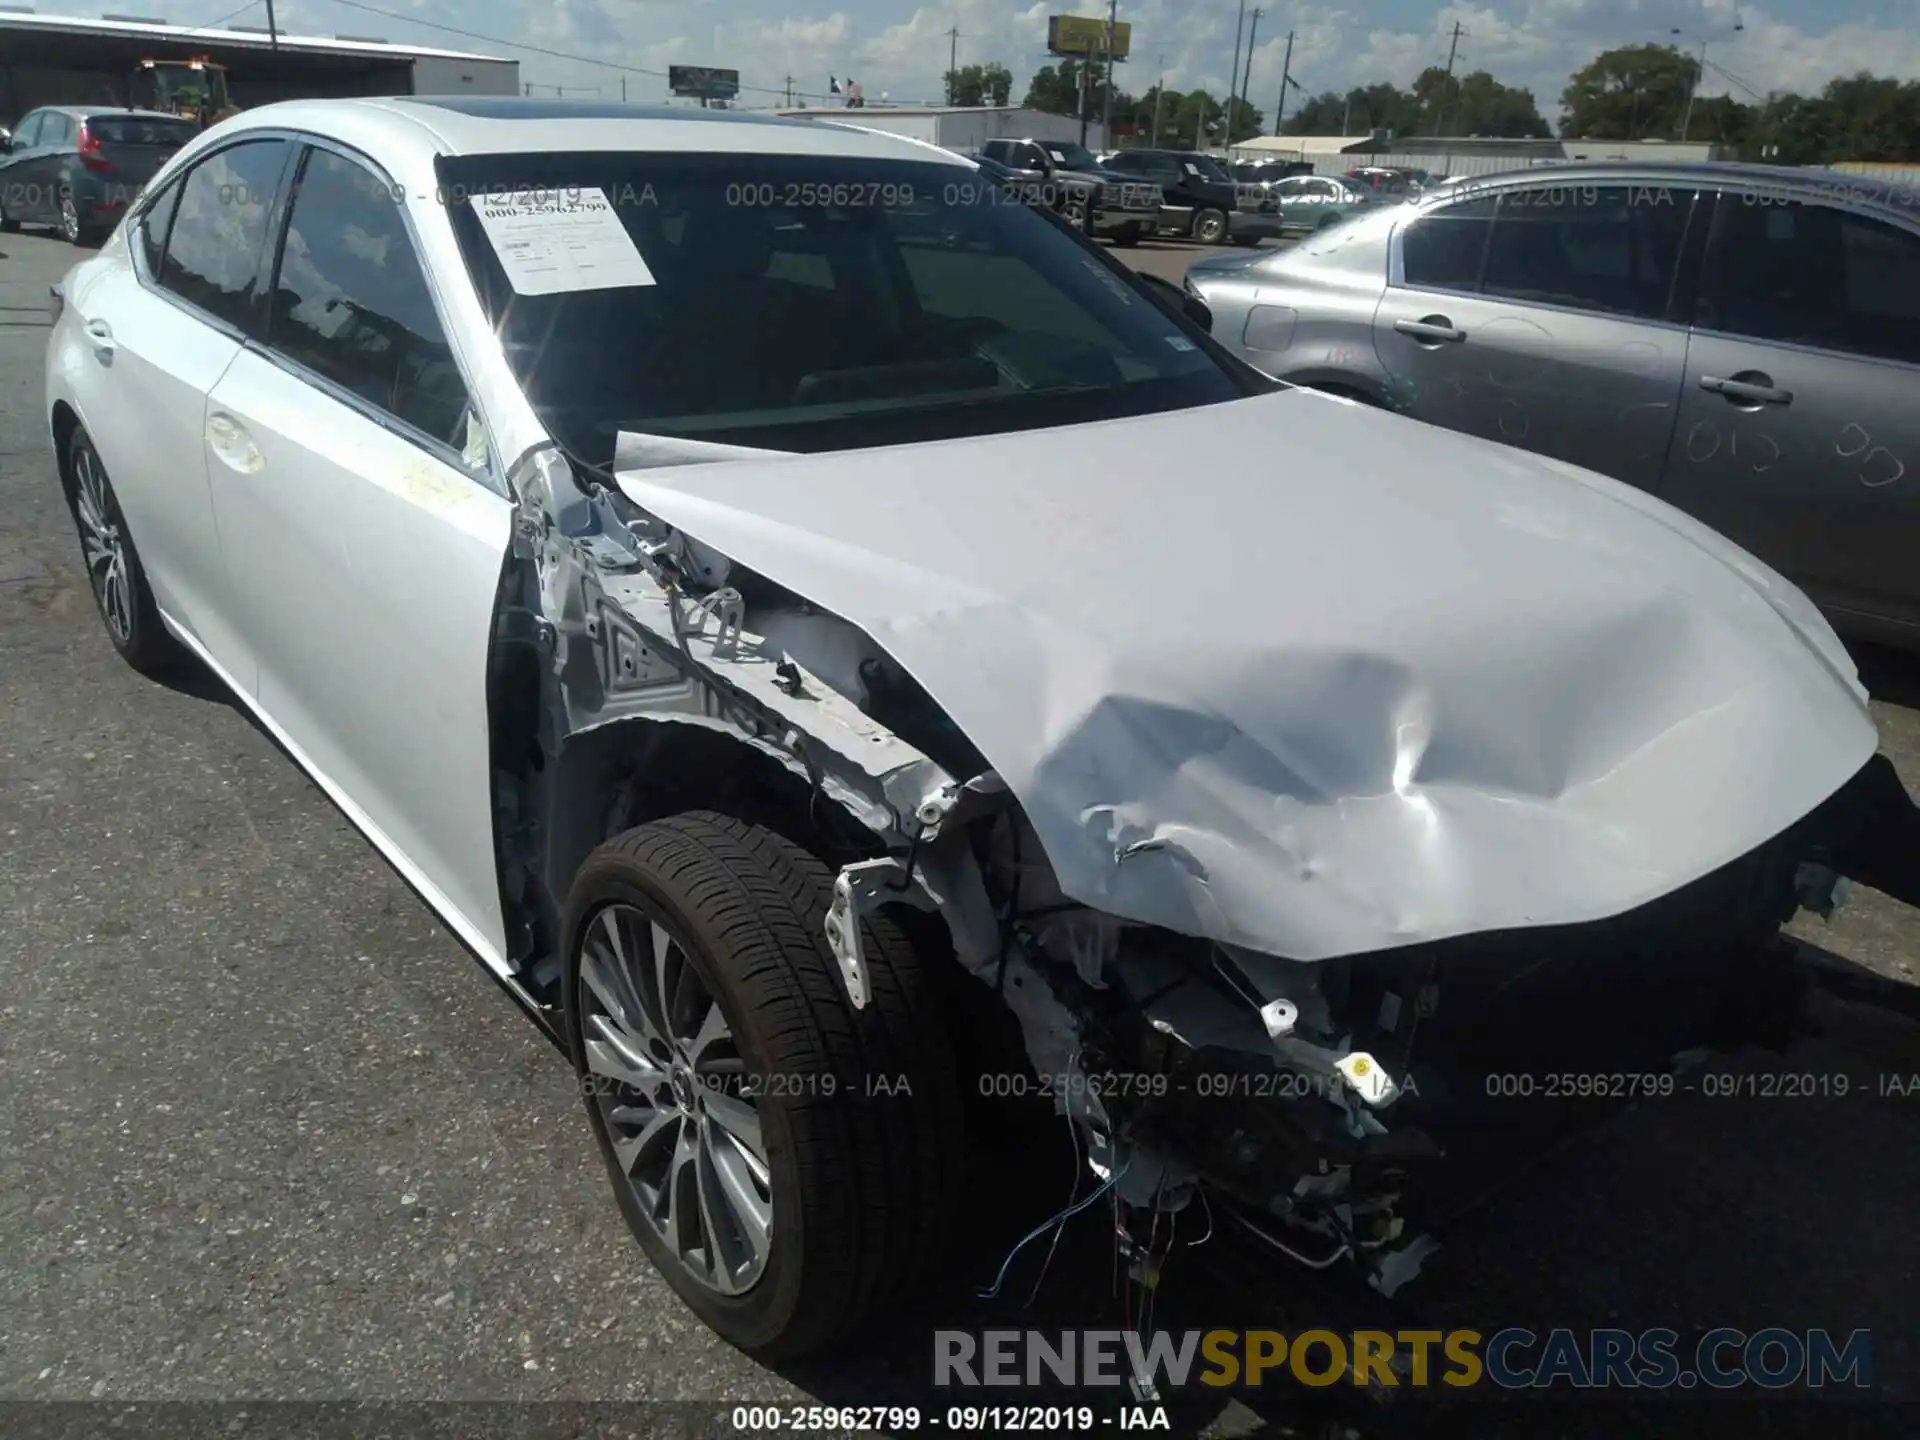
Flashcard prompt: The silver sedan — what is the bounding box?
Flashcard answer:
[1185,162,1920,649]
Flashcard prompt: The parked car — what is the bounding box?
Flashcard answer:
[1344,164,1421,201]
[1230,158,1316,190]
[46,104,1920,1362]
[0,105,197,244]
[1183,161,1920,647]
[975,136,1161,245]
[1100,146,1281,245]
[1265,171,1377,236]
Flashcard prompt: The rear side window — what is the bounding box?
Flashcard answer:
[1704,196,1920,365]
[85,116,198,147]
[1401,195,1497,289]
[158,139,290,332]
[41,113,73,146]
[1480,184,1692,321]
[267,146,469,444]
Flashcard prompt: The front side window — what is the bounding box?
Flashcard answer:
[158,139,290,332]
[12,111,45,148]
[267,146,469,444]
[1479,184,1692,321]
[439,151,1252,465]
[1704,195,1920,364]
[1400,194,1498,290]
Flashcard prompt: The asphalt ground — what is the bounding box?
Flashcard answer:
[2,221,1917,1438]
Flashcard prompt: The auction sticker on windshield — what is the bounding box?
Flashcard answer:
[472,186,657,295]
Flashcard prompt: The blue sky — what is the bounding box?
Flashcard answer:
[41,0,1920,121]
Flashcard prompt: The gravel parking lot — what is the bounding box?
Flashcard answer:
[3,223,1917,1436]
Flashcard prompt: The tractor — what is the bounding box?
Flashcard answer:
[127,58,241,129]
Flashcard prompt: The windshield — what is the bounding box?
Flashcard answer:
[1045,142,1098,170]
[1186,155,1231,182]
[439,152,1252,464]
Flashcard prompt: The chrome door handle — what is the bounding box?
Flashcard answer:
[205,411,265,474]
[83,317,113,356]
[1700,374,1792,406]
[1395,316,1467,344]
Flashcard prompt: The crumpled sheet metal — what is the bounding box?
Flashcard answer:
[614,391,1879,961]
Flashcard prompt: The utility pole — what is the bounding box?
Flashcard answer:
[1077,57,1090,146]
[1227,0,1247,147]
[265,0,278,49]
[1274,30,1294,132]
[1672,19,1743,142]
[1340,89,1352,135]
[1099,0,1117,148]
[784,75,793,106]
[1237,7,1261,145]
[946,25,959,104]
[1434,20,1463,136]
[1151,51,1165,147]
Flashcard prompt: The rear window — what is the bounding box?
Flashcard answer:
[85,116,198,146]
[437,151,1251,465]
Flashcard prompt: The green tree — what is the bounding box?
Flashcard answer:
[946,61,1013,107]
[1560,44,1697,139]
[1418,68,1550,137]
[1280,83,1422,140]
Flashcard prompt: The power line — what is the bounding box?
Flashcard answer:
[181,0,265,37]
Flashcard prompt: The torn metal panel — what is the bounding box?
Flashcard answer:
[614,389,1880,962]
[506,444,955,846]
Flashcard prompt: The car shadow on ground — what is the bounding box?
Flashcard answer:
[776,998,1920,1437]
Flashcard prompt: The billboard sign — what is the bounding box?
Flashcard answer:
[1047,15,1131,59]
[668,65,740,100]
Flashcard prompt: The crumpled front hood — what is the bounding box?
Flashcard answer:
[616,389,1877,961]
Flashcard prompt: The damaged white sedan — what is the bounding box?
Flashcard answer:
[46,97,1920,1359]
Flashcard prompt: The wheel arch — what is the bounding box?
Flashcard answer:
[50,400,82,499]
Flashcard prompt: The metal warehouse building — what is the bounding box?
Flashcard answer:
[0,9,518,122]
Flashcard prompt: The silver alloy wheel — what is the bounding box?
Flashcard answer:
[60,192,80,243]
[578,902,773,1295]
[73,446,133,644]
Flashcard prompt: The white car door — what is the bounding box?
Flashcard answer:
[202,139,515,965]
[60,137,295,679]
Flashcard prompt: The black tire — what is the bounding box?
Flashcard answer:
[63,426,182,675]
[562,811,965,1360]
[1193,207,1228,244]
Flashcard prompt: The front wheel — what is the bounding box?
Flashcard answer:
[562,812,964,1359]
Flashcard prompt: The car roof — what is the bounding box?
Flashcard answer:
[1419,159,1920,212]
[34,105,186,122]
[208,95,975,168]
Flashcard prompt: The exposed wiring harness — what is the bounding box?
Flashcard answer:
[978,1155,1132,1301]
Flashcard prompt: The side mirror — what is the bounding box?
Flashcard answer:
[0,128,12,154]
[1138,272,1211,331]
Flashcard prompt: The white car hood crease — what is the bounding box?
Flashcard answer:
[616,389,1878,961]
